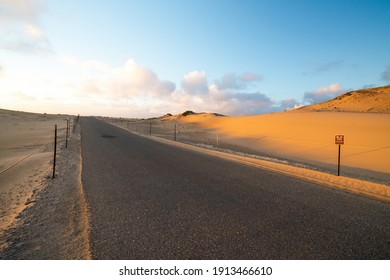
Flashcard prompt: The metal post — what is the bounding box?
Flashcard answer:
[52,124,57,179]
[216,128,219,150]
[174,124,177,141]
[149,122,152,135]
[65,119,69,148]
[337,144,341,176]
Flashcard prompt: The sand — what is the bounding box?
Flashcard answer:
[0,120,90,259]
[0,109,89,259]
[0,109,67,232]
[191,111,390,175]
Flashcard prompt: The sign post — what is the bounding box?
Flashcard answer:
[335,134,344,176]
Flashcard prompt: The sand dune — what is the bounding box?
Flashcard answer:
[296,85,390,113]
[177,111,390,177]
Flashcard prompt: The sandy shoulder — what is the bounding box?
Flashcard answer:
[0,120,90,259]
[0,109,71,233]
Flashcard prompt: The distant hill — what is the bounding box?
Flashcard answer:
[296,85,390,113]
[160,111,225,120]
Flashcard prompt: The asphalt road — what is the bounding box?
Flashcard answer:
[81,117,390,259]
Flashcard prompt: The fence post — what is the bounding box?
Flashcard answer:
[216,128,219,150]
[150,122,152,135]
[65,119,69,148]
[174,123,177,141]
[52,124,57,179]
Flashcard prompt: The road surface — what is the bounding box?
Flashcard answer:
[81,117,390,259]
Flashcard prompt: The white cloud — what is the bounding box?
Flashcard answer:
[0,24,51,54]
[215,72,262,90]
[181,71,208,94]
[68,58,176,98]
[240,72,263,82]
[313,83,344,94]
[226,92,273,115]
[278,98,301,111]
[303,83,348,104]
[56,56,112,73]
[0,0,51,54]
[24,24,44,38]
[0,0,45,24]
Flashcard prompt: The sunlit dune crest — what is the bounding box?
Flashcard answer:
[296,85,390,113]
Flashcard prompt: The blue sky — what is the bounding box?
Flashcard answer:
[1,0,390,117]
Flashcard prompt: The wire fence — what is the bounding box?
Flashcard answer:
[103,117,390,153]
[102,117,221,148]
[0,115,80,178]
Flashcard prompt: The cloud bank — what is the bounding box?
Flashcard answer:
[4,55,337,117]
[54,57,301,116]
[181,71,208,94]
[68,59,176,98]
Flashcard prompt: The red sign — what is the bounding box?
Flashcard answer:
[335,134,344,145]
